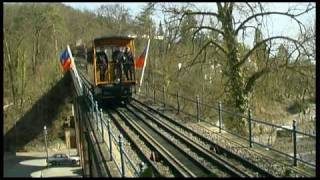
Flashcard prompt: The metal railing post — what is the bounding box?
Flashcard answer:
[196,95,200,122]
[218,102,222,133]
[107,118,113,161]
[100,108,104,143]
[293,120,297,166]
[43,126,49,167]
[95,101,99,130]
[153,88,156,104]
[119,134,125,177]
[162,86,165,107]
[86,87,89,97]
[248,109,252,148]
[146,82,148,96]
[177,92,180,114]
[90,93,94,117]
[138,162,145,176]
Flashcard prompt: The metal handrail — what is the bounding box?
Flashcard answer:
[73,60,143,176]
[123,150,139,174]
[144,85,315,137]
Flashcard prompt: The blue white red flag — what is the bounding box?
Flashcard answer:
[60,49,72,71]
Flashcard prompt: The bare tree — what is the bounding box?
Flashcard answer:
[96,4,132,35]
[164,2,315,134]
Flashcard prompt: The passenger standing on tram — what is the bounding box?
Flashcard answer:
[112,47,122,82]
[124,47,134,80]
[99,52,108,81]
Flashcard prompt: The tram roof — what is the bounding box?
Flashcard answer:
[94,36,135,42]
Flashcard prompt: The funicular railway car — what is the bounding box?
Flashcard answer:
[76,36,137,102]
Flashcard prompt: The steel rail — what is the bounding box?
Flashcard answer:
[132,98,275,177]
[113,108,207,177]
[106,110,162,177]
[118,107,218,177]
[128,102,249,177]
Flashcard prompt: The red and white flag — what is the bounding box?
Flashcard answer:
[135,42,150,69]
[137,39,150,93]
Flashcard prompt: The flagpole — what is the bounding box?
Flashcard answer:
[67,45,83,91]
[138,38,150,93]
[67,45,75,69]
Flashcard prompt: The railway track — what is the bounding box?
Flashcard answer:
[125,102,245,177]
[131,98,275,177]
[105,109,164,177]
[112,107,213,177]
[113,104,260,177]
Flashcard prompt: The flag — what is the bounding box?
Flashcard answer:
[60,49,72,71]
[135,45,148,68]
[137,39,150,93]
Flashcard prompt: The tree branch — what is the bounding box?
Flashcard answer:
[235,7,314,36]
[178,39,226,74]
[244,68,270,94]
[164,7,220,25]
[244,3,261,23]
[180,11,219,18]
[191,26,225,36]
[236,36,308,69]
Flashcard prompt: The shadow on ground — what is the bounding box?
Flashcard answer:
[4,152,46,177]
[4,152,83,177]
[4,73,72,152]
[70,168,84,176]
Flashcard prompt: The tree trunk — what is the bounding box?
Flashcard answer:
[225,55,249,135]
[53,23,61,74]
[32,37,36,74]
[4,32,17,105]
[18,49,26,112]
[220,3,248,135]
[32,29,41,74]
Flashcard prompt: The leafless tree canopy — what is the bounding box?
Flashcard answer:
[155,2,315,134]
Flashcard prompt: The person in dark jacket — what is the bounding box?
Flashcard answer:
[98,52,108,81]
[124,47,134,80]
[112,47,123,82]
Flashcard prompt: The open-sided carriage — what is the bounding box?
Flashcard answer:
[78,36,137,102]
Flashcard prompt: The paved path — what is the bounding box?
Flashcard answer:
[4,150,82,177]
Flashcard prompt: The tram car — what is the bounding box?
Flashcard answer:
[76,36,137,102]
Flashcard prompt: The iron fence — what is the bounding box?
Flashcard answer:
[138,84,316,168]
[75,75,144,177]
